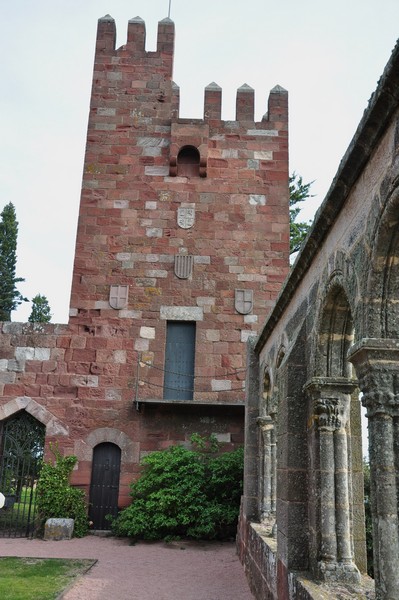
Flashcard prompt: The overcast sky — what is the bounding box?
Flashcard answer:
[2,0,399,323]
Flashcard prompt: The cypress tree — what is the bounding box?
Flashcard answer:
[0,203,26,321]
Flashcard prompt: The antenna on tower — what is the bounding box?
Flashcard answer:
[168,0,172,18]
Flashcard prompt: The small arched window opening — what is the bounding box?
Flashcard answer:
[262,370,271,418]
[276,346,285,369]
[177,145,200,177]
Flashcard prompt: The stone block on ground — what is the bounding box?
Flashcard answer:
[44,517,74,540]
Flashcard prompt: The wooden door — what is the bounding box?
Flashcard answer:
[89,443,121,529]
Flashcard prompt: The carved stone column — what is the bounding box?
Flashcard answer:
[349,339,399,600]
[305,377,360,583]
[257,415,276,533]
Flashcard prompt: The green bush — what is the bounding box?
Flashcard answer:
[36,445,89,537]
[111,436,244,541]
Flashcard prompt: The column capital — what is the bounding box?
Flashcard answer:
[304,376,358,397]
[348,338,399,417]
[304,377,356,431]
[256,415,274,433]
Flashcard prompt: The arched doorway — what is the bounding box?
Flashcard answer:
[89,442,121,529]
[0,410,45,537]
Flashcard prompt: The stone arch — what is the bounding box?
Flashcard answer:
[366,182,399,338]
[318,283,354,377]
[275,347,285,369]
[75,427,139,465]
[177,145,200,177]
[349,182,399,593]
[0,396,68,437]
[313,270,356,379]
[306,275,362,582]
[260,366,272,418]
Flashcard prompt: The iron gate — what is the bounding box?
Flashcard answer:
[0,412,44,538]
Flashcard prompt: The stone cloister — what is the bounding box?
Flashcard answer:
[238,40,399,600]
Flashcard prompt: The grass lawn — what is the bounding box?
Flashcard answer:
[0,557,96,600]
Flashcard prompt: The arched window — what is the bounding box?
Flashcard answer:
[177,145,200,177]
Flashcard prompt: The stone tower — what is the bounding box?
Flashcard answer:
[66,14,289,510]
[0,15,289,528]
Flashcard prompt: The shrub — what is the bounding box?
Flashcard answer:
[112,436,244,541]
[36,445,89,537]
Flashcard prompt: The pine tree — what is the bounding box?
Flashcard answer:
[289,173,314,254]
[29,294,52,323]
[0,203,26,321]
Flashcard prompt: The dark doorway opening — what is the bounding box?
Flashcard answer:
[89,442,121,529]
[177,146,200,177]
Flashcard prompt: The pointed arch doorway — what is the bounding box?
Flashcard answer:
[89,442,121,530]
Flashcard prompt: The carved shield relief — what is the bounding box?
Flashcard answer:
[177,207,195,229]
[174,255,194,279]
[235,289,253,314]
[109,285,129,309]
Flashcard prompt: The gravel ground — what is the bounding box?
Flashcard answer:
[0,535,254,600]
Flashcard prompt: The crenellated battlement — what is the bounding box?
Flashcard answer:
[93,16,286,126]
[95,15,174,74]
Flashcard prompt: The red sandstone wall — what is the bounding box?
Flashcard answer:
[69,16,289,404]
[0,16,289,508]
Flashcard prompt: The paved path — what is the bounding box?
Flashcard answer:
[0,535,254,600]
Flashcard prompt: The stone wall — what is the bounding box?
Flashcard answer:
[0,16,289,519]
[69,15,289,400]
[239,38,399,600]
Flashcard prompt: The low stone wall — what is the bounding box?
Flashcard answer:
[238,519,277,599]
[238,521,375,600]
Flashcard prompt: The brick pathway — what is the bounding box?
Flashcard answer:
[0,535,254,600]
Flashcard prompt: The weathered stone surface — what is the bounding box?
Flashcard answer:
[44,518,74,541]
[238,38,399,600]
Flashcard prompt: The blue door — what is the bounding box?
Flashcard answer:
[163,322,196,400]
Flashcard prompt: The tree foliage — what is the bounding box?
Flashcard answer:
[0,203,26,320]
[29,294,52,323]
[289,173,314,254]
[111,435,244,541]
[36,444,89,537]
